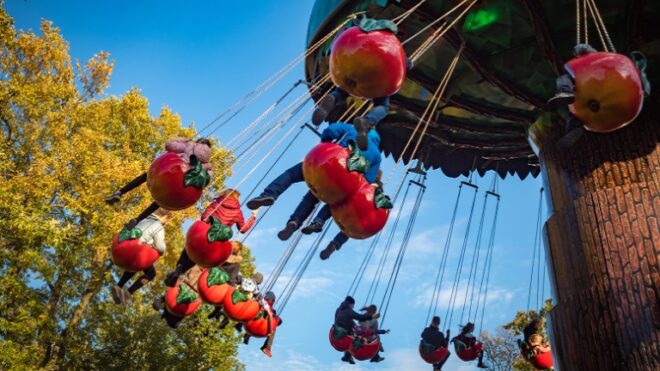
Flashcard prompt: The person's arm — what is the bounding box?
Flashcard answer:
[200,199,218,221]
[165,137,190,154]
[320,124,348,143]
[238,210,257,233]
[351,310,374,322]
[193,143,212,164]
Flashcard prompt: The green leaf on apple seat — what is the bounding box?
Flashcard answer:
[254,311,265,320]
[184,154,211,189]
[207,267,230,286]
[347,142,370,174]
[352,338,365,349]
[332,324,348,339]
[176,284,197,304]
[374,185,393,209]
[353,15,398,34]
[232,289,249,304]
[207,216,233,242]
[118,227,142,243]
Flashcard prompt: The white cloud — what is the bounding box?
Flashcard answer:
[269,274,335,299]
[413,281,514,315]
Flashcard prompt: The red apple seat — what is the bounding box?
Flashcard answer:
[147,153,210,210]
[349,337,381,361]
[523,350,554,370]
[329,325,354,352]
[419,341,450,364]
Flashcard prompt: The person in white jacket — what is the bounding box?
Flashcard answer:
[112,208,171,305]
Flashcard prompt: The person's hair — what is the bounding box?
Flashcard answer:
[431,316,441,326]
[360,304,377,314]
[264,291,276,303]
[231,241,243,254]
[345,296,355,305]
[196,137,212,147]
[154,208,172,220]
[461,322,475,334]
[221,188,240,199]
[252,272,263,285]
[529,334,543,345]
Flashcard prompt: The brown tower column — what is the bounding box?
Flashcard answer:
[529,110,660,370]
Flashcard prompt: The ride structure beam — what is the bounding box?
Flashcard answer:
[529,106,660,371]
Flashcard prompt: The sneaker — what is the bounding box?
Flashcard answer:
[312,95,337,126]
[319,241,339,260]
[558,127,585,150]
[353,116,372,151]
[121,288,132,306]
[123,218,138,231]
[547,92,575,109]
[301,221,323,235]
[261,346,272,358]
[111,285,123,305]
[341,354,355,364]
[219,317,229,329]
[243,334,250,345]
[477,362,488,369]
[277,220,299,241]
[152,295,165,311]
[164,267,182,287]
[246,195,275,210]
[105,191,122,205]
[370,355,385,363]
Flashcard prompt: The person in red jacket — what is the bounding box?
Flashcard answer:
[164,189,257,287]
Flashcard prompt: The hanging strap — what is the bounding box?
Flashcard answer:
[526,187,545,313]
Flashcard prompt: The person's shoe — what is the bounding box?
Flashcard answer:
[243,334,250,345]
[277,220,299,241]
[341,354,355,364]
[152,295,165,311]
[261,346,272,358]
[477,361,488,369]
[319,241,339,260]
[165,315,181,329]
[111,285,123,305]
[234,323,244,333]
[312,95,337,126]
[301,221,323,235]
[247,195,275,210]
[547,92,575,109]
[164,266,182,287]
[121,288,132,306]
[353,116,372,151]
[219,317,229,329]
[558,127,585,150]
[123,218,138,230]
[370,355,385,363]
[105,191,122,205]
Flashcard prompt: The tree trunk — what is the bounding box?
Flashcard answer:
[529,110,660,370]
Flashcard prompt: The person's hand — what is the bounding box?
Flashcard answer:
[384,329,390,334]
[372,313,380,319]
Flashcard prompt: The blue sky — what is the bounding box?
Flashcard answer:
[8,1,548,370]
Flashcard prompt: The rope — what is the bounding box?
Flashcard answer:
[380,175,426,327]
[426,182,464,323]
[402,0,472,45]
[444,177,479,329]
[277,223,332,315]
[392,0,427,25]
[477,190,499,334]
[347,171,409,297]
[526,188,544,313]
[461,192,490,324]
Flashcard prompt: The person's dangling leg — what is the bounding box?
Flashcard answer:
[354,96,389,150]
[302,203,331,234]
[162,310,183,329]
[320,232,349,260]
[112,271,136,304]
[247,163,304,210]
[165,250,196,287]
[341,351,355,364]
[261,332,275,357]
[126,265,157,296]
[437,350,450,369]
[547,74,575,108]
[477,348,487,368]
[558,113,585,150]
[221,263,241,286]
[106,173,147,204]
[312,88,349,126]
[280,192,319,240]
[124,201,159,230]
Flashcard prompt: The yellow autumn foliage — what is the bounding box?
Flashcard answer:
[0,5,249,369]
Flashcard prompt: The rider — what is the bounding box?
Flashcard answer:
[421,316,451,370]
[111,208,171,306]
[451,322,487,369]
[357,304,389,363]
[334,296,380,364]
[243,291,280,358]
[164,189,256,287]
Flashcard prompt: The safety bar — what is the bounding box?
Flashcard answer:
[410,180,426,189]
[303,123,322,138]
[486,190,500,199]
[460,181,478,190]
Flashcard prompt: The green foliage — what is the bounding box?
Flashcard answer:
[0,5,249,369]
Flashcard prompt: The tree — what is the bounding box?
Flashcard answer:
[0,4,248,369]
[481,299,553,371]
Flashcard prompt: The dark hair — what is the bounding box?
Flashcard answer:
[461,322,475,334]
[431,316,441,326]
[345,296,355,305]
[360,304,377,314]
[196,137,212,147]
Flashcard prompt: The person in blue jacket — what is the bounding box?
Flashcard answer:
[246,122,382,250]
